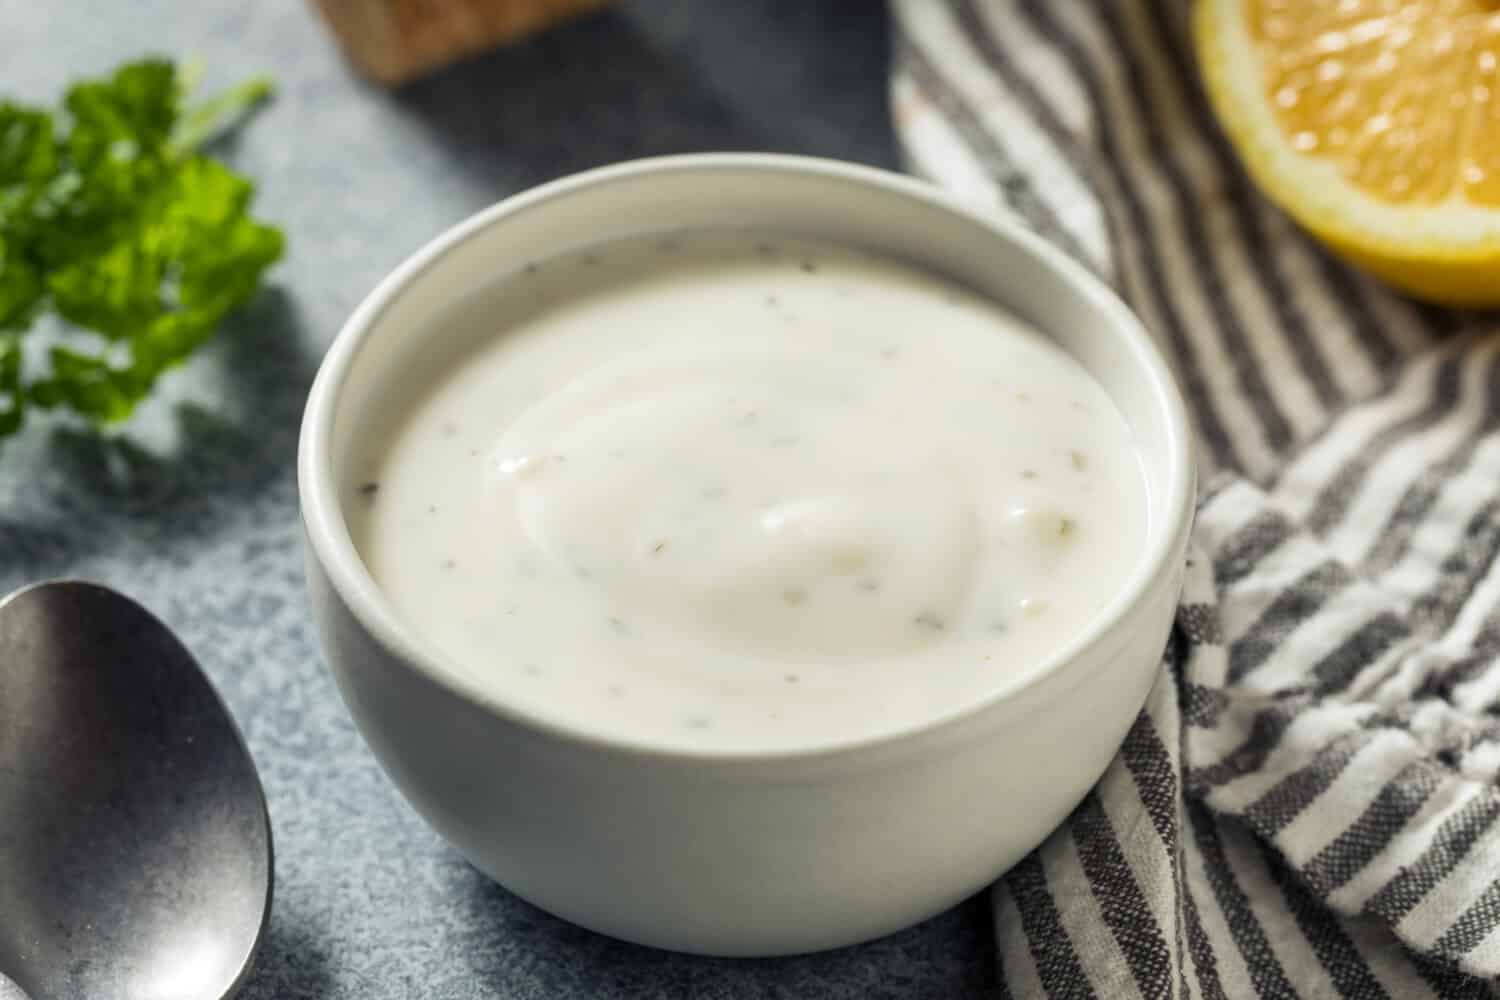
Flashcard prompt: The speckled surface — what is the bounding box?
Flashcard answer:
[0,2,996,996]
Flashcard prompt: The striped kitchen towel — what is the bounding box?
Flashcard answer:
[889,2,1500,996]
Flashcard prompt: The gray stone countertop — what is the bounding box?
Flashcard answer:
[0,2,996,995]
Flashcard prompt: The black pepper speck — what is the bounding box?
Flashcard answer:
[914,612,945,631]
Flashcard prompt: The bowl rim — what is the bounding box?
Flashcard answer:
[298,152,1196,764]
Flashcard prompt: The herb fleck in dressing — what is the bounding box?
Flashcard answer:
[352,231,1149,750]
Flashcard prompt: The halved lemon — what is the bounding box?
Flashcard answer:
[1196,0,1500,306]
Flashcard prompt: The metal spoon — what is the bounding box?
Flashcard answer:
[0,581,272,1000]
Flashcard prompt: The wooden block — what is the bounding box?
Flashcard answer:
[312,0,613,84]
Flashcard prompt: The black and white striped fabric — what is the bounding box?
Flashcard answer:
[889,2,1500,995]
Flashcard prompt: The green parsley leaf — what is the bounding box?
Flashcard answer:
[0,57,282,441]
[0,333,21,437]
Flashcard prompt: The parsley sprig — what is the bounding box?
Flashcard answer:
[0,58,284,440]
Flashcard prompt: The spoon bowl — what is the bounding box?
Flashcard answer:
[0,581,272,1000]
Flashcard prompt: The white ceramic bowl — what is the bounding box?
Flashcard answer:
[298,154,1195,957]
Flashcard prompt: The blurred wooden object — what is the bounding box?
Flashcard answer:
[312,0,612,84]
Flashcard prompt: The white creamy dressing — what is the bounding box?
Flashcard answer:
[351,232,1149,750]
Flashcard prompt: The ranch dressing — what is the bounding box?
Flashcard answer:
[351,232,1149,750]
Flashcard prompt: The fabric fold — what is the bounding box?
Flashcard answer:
[1002,477,1500,995]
